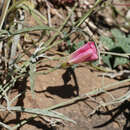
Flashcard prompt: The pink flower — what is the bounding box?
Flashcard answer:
[68,42,98,64]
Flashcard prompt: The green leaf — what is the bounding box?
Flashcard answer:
[76,40,84,49]
[100,28,130,68]
[92,60,100,66]
[100,36,115,50]
[111,28,126,39]
[114,57,130,68]
[71,44,77,52]
[116,37,130,53]
[10,25,55,35]
[66,40,71,46]
[102,55,112,68]
[66,40,77,53]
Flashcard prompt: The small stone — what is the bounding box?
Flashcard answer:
[77,11,82,18]
[126,10,130,20]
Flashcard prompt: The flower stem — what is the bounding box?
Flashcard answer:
[100,51,130,58]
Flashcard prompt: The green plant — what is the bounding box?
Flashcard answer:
[100,28,130,68]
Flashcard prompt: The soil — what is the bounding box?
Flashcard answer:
[2,66,130,130]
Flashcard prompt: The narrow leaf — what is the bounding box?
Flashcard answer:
[29,63,36,97]
[10,106,76,124]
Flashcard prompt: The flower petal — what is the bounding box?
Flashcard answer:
[70,42,93,59]
[69,49,93,64]
[69,41,98,64]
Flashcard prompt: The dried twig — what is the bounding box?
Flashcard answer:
[99,70,130,78]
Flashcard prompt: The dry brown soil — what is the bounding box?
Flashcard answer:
[2,66,130,130]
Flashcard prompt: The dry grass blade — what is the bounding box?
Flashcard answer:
[9,106,76,124]
[0,0,11,29]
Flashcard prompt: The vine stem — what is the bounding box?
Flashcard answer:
[100,51,130,58]
[42,0,105,54]
[74,0,104,28]
[44,2,78,47]
[12,78,130,130]
[0,0,11,29]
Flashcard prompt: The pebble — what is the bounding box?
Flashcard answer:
[126,10,130,20]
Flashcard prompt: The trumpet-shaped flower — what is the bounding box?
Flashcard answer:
[61,42,98,68]
[68,42,98,64]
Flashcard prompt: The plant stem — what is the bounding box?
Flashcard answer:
[100,51,130,58]
[74,0,104,28]
[0,0,11,29]
[0,121,12,130]
[12,78,130,129]
[8,0,27,13]
[44,3,78,46]
[46,78,130,110]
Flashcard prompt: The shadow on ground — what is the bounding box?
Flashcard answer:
[94,100,130,130]
[35,67,79,98]
[0,67,130,130]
